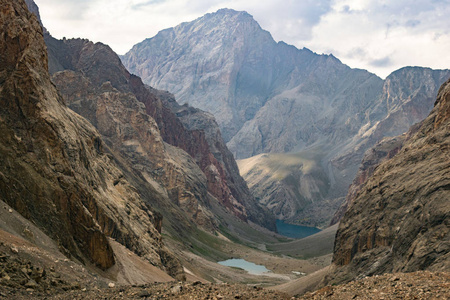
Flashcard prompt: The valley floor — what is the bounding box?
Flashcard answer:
[1,200,447,299]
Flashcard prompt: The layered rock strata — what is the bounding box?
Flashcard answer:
[44,35,274,230]
[0,0,181,278]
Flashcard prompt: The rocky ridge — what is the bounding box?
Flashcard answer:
[2,280,292,299]
[44,34,274,231]
[155,89,274,229]
[329,78,450,284]
[122,8,450,226]
[237,152,339,228]
[1,0,181,280]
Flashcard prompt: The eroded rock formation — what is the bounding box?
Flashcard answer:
[44,35,274,230]
[329,78,450,283]
[0,0,182,278]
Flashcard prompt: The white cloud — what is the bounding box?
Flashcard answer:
[302,0,450,77]
[33,0,450,78]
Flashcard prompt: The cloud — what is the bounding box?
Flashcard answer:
[35,0,92,20]
[33,0,450,78]
[211,0,333,41]
[131,0,167,10]
[301,0,450,77]
[370,57,392,68]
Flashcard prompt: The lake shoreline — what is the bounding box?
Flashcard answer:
[276,220,321,239]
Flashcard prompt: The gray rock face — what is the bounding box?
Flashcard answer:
[122,8,351,143]
[122,8,450,226]
[24,0,41,24]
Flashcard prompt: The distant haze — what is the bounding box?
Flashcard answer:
[34,0,450,78]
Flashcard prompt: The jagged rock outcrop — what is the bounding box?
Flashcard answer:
[329,78,450,283]
[44,35,274,230]
[48,43,214,229]
[122,8,450,226]
[0,0,181,278]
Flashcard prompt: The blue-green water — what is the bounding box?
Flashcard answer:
[218,258,270,275]
[276,220,321,239]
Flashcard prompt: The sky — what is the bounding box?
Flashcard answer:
[34,0,450,78]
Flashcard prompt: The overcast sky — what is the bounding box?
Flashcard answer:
[34,0,450,78]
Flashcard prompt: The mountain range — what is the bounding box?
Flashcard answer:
[44,34,275,233]
[0,0,448,298]
[1,0,280,286]
[121,8,450,227]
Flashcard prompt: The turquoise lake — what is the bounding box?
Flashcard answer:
[218,258,270,275]
[276,220,321,239]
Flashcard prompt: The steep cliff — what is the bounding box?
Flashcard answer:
[122,8,450,226]
[155,89,275,229]
[330,78,450,283]
[329,135,406,226]
[0,0,181,278]
[44,35,274,230]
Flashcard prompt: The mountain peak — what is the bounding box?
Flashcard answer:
[215,8,246,15]
[212,8,253,19]
[195,7,260,31]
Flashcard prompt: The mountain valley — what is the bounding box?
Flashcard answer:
[0,0,448,299]
[122,9,450,227]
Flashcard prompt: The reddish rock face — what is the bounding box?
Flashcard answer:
[128,75,249,221]
[0,0,181,277]
[329,78,450,284]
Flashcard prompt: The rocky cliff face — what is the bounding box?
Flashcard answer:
[329,135,406,226]
[0,0,181,278]
[44,35,274,230]
[155,89,275,229]
[47,37,213,229]
[122,8,450,226]
[329,78,450,283]
[122,8,384,148]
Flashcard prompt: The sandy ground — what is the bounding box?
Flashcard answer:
[271,266,332,296]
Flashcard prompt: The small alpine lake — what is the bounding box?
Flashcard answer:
[217,258,270,275]
[276,219,321,239]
